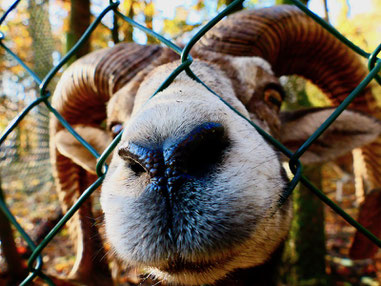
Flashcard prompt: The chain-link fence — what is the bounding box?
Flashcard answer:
[0,0,57,204]
[0,0,380,285]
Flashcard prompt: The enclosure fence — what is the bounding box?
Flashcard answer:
[0,0,381,285]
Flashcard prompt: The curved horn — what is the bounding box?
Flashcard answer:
[194,5,381,258]
[194,5,376,112]
[51,42,167,209]
[52,43,163,129]
[49,43,174,283]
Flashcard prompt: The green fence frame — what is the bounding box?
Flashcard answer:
[0,0,380,284]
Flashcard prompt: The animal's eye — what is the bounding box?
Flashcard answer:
[110,122,123,138]
[264,87,283,111]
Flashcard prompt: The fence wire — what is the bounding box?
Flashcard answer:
[0,0,56,205]
[0,0,380,285]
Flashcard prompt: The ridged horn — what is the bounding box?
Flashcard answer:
[49,43,171,283]
[52,43,164,129]
[195,4,381,258]
[194,5,376,112]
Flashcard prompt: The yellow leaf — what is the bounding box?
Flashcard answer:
[175,7,188,22]
[144,2,155,17]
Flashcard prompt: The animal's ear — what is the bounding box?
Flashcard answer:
[55,125,113,174]
[280,108,381,165]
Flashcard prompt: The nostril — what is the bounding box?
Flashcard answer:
[165,122,229,177]
[118,143,162,177]
[129,159,146,175]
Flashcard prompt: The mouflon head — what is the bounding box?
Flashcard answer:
[51,5,381,285]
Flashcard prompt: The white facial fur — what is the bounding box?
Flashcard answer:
[100,60,291,285]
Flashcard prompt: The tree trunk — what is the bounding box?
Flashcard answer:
[112,12,120,44]
[280,79,329,283]
[144,0,157,44]
[0,176,28,283]
[282,165,330,285]
[66,0,91,65]
[280,79,329,284]
[322,0,330,22]
[223,0,244,13]
[276,0,308,4]
[123,1,135,42]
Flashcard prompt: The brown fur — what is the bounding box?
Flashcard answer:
[50,6,381,285]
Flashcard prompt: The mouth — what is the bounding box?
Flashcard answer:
[142,252,240,285]
[156,253,234,275]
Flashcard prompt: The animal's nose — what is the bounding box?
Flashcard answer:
[164,122,229,178]
[118,122,229,193]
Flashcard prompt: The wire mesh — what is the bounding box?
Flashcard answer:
[0,0,380,284]
[0,0,56,208]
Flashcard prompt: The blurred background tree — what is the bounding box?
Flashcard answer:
[66,0,90,65]
[277,1,331,284]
